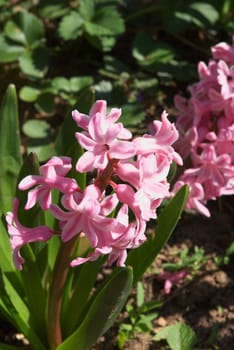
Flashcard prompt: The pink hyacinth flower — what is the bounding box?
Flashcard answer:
[50,184,120,247]
[187,144,234,189]
[6,198,53,270]
[117,154,170,220]
[19,156,79,210]
[134,111,182,165]
[158,269,188,294]
[211,38,234,65]
[71,204,141,267]
[173,179,210,217]
[73,100,136,172]
[217,60,234,99]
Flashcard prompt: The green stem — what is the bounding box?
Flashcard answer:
[47,236,78,350]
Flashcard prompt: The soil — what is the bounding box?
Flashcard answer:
[93,195,234,350]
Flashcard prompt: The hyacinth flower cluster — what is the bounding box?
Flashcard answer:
[6,100,182,270]
[172,37,234,217]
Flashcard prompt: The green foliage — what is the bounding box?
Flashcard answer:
[118,281,163,349]
[0,85,22,213]
[0,11,49,79]
[214,241,234,266]
[162,246,207,275]
[153,322,197,350]
[57,267,133,350]
[58,0,125,51]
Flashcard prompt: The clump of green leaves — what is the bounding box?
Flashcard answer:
[118,281,163,349]
[0,10,49,79]
[214,241,234,266]
[162,246,207,276]
[58,0,125,52]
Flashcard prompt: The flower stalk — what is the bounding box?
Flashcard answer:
[47,236,78,350]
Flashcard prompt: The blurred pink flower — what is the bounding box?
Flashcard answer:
[158,269,188,294]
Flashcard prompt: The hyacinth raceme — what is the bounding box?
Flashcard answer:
[6,100,181,270]
[172,36,234,217]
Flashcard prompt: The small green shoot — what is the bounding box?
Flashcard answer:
[117,281,163,349]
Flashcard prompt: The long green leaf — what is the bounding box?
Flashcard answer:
[0,272,47,350]
[0,342,27,350]
[57,267,133,350]
[0,85,22,213]
[127,185,189,284]
[61,257,103,337]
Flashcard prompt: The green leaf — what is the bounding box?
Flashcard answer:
[79,0,95,21]
[69,76,94,92]
[136,281,144,308]
[5,11,45,48]
[58,11,84,40]
[83,4,125,51]
[19,45,49,79]
[0,342,24,350]
[57,267,133,350]
[93,6,125,36]
[62,258,103,337]
[188,2,219,27]
[120,103,145,127]
[127,185,189,284]
[0,272,47,350]
[153,322,197,350]
[35,93,55,114]
[52,77,70,93]
[23,120,51,139]
[132,33,175,68]
[19,86,40,102]
[39,0,69,19]
[0,85,22,213]
[0,35,24,62]
[27,142,55,162]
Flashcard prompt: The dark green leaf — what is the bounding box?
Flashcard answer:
[62,257,102,337]
[132,33,175,68]
[35,93,55,114]
[0,85,22,213]
[7,11,44,47]
[57,267,133,350]
[39,0,69,19]
[120,103,145,127]
[19,45,49,79]
[0,35,24,62]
